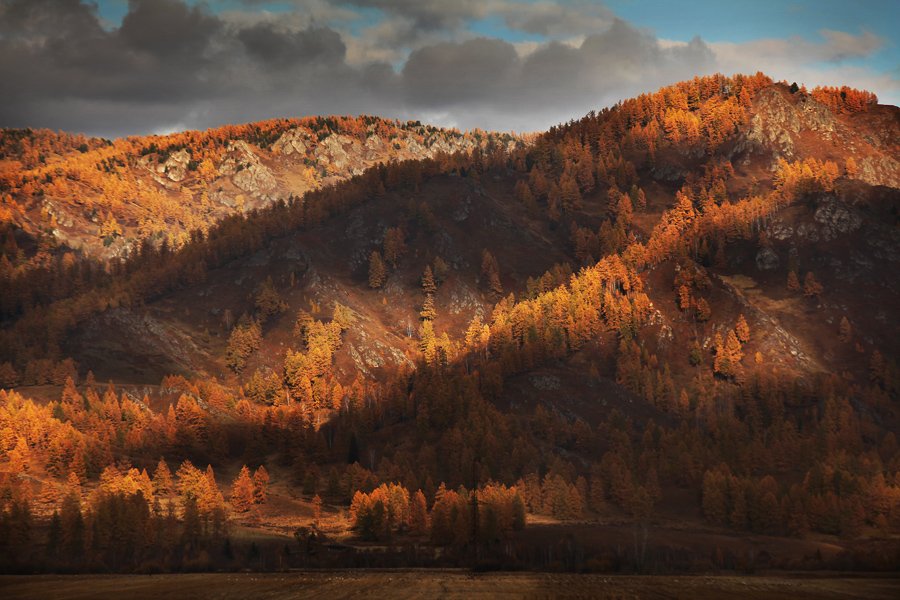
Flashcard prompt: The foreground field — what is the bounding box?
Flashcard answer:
[1,572,898,599]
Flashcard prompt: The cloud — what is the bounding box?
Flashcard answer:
[342,0,489,31]
[710,30,885,69]
[397,19,719,132]
[119,0,222,59]
[816,29,883,62]
[237,23,347,67]
[0,0,895,137]
[342,0,614,38]
[708,28,896,101]
[403,37,519,105]
[499,0,614,38]
[0,0,383,135]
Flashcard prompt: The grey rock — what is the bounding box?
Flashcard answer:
[755,247,780,271]
[272,128,311,157]
[796,223,820,243]
[814,198,862,241]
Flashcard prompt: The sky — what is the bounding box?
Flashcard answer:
[0,0,897,137]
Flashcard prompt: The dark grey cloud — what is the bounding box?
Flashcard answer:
[238,23,346,67]
[0,0,376,135]
[119,0,221,59]
[400,19,718,131]
[343,0,487,31]
[403,38,518,105]
[0,0,891,137]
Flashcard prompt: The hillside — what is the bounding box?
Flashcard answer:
[0,74,899,575]
[0,116,520,260]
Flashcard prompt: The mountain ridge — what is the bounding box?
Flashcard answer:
[0,115,522,260]
[1,73,899,574]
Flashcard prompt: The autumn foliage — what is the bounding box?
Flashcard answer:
[1,73,898,575]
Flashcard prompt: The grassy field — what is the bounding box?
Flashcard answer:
[1,571,898,599]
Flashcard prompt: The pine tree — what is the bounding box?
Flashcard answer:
[231,465,255,512]
[514,179,536,210]
[312,494,323,526]
[432,256,450,285]
[253,465,270,504]
[294,309,314,341]
[735,314,750,343]
[202,464,226,515]
[368,251,386,289]
[254,276,287,319]
[420,294,437,321]
[839,316,852,342]
[677,285,692,311]
[702,470,727,524]
[481,250,503,296]
[47,510,61,560]
[410,489,429,535]
[383,227,406,267]
[153,458,174,496]
[98,213,122,240]
[421,266,437,295]
[60,491,84,557]
[714,330,744,379]
[695,298,711,322]
[787,270,800,292]
[226,320,262,373]
[803,272,823,298]
[637,188,648,211]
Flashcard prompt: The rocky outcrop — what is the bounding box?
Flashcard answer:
[272,128,312,157]
[814,197,862,241]
[233,163,278,198]
[219,141,279,200]
[739,89,803,159]
[137,149,192,187]
[735,88,847,162]
[857,155,900,189]
[734,87,900,190]
[364,134,386,159]
[161,149,192,182]
[41,199,74,227]
[767,220,794,241]
[314,134,358,172]
[404,136,427,156]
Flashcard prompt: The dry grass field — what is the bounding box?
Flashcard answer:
[1,572,898,600]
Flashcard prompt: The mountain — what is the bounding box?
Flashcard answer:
[0,117,520,260]
[1,74,899,575]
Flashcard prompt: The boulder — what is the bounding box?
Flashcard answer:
[755,247,780,271]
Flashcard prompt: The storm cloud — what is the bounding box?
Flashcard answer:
[0,0,893,137]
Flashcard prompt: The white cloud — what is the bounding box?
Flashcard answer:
[708,29,898,104]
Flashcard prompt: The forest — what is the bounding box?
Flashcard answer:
[1,74,899,574]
